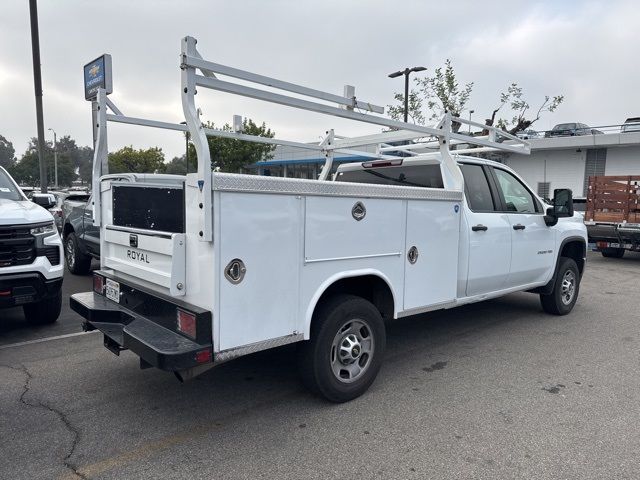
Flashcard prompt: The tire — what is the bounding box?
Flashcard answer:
[601,248,625,258]
[65,232,92,274]
[540,257,580,315]
[23,290,62,324]
[298,294,386,403]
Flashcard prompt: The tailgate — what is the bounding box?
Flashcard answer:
[102,226,186,296]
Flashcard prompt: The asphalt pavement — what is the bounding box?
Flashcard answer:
[1,252,639,479]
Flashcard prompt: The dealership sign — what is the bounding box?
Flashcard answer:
[83,54,112,100]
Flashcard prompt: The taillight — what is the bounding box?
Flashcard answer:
[195,349,212,364]
[93,274,104,294]
[177,309,197,339]
[362,159,403,168]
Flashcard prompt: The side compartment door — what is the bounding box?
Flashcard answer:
[490,167,555,286]
[403,199,460,311]
[460,164,512,296]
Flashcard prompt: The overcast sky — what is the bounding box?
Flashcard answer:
[1,0,638,161]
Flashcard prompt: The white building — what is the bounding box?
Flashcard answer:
[503,131,640,199]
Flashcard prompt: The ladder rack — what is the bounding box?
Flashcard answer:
[91,35,531,242]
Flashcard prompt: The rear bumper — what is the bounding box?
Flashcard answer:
[70,281,212,372]
[0,272,62,308]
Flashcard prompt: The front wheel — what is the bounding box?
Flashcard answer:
[540,257,580,315]
[601,248,625,258]
[298,294,386,403]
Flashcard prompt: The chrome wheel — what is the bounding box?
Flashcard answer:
[330,319,374,383]
[65,237,75,269]
[560,270,576,305]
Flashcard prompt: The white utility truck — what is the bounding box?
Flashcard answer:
[71,37,587,402]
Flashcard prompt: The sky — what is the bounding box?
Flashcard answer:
[1,0,638,161]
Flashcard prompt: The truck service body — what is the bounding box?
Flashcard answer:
[71,37,587,401]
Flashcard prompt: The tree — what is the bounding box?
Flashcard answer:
[0,135,16,169]
[490,84,564,135]
[164,155,189,175]
[388,59,563,135]
[188,118,276,173]
[108,146,166,174]
[9,138,76,187]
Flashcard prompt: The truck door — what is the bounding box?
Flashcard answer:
[460,163,512,296]
[490,167,555,286]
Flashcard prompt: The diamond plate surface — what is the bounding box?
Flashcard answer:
[211,173,463,201]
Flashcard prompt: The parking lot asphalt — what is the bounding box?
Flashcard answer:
[1,251,639,480]
[0,260,97,347]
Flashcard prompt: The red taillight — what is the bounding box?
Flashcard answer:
[195,349,212,364]
[93,274,104,294]
[0,290,11,296]
[177,309,197,339]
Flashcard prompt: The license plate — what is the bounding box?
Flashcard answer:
[105,279,120,303]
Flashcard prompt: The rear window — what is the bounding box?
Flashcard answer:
[335,164,444,189]
[0,169,23,201]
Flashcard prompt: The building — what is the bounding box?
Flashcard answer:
[503,131,640,199]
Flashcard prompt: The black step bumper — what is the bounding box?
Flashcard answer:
[70,290,213,372]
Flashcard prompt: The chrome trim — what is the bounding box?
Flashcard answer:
[214,333,304,363]
[224,258,246,284]
[397,299,457,318]
[212,173,464,201]
[105,225,173,239]
[304,252,402,264]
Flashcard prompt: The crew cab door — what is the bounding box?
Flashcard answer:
[460,163,512,296]
[490,167,555,286]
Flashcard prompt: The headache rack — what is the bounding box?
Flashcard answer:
[90,35,530,243]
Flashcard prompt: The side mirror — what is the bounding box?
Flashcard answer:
[32,193,56,209]
[544,188,574,226]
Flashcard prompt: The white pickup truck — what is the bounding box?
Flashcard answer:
[71,37,587,402]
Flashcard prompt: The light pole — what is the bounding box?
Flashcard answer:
[468,110,474,134]
[48,127,58,188]
[388,66,427,123]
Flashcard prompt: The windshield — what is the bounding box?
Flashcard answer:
[0,169,24,201]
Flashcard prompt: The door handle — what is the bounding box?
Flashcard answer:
[471,224,488,232]
[513,224,526,230]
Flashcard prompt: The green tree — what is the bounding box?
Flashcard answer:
[9,139,76,187]
[188,118,275,173]
[0,135,16,169]
[108,146,166,174]
[164,155,189,175]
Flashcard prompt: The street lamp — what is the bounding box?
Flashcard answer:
[47,127,58,188]
[388,66,427,123]
[468,110,475,134]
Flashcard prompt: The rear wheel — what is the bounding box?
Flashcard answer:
[298,294,386,403]
[23,290,61,324]
[540,257,580,315]
[601,247,625,258]
[65,232,92,274]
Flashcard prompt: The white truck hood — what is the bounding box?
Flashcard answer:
[0,198,54,226]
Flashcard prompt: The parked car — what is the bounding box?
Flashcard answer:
[0,167,63,324]
[545,123,602,137]
[621,117,640,133]
[62,193,100,274]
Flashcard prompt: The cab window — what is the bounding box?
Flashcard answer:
[493,168,538,213]
[459,164,496,212]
